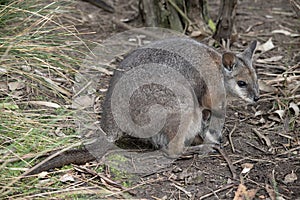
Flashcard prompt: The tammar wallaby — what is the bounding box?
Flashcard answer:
[101,38,258,157]
[25,38,258,175]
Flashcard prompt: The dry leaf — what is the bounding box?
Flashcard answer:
[99,88,108,92]
[247,189,259,200]
[268,115,281,123]
[8,82,25,91]
[233,184,247,200]
[241,163,254,174]
[274,110,285,120]
[259,117,266,123]
[38,171,48,179]
[257,55,283,63]
[257,38,275,53]
[41,76,72,97]
[276,197,286,200]
[289,102,299,117]
[265,184,276,200]
[272,29,300,37]
[190,30,202,37]
[60,173,75,182]
[284,171,297,184]
[233,184,257,200]
[72,95,93,109]
[0,82,8,91]
[28,101,61,108]
[255,110,263,117]
[11,90,24,98]
[252,128,272,147]
[258,80,277,93]
[0,67,7,73]
[20,65,32,72]
[91,65,113,75]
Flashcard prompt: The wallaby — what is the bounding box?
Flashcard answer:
[25,38,258,175]
[101,37,258,157]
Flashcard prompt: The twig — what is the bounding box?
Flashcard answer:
[105,177,166,198]
[278,132,295,140]
[228,124,237,153]
[171,183,192,198]
[214,146,237,180]
[265,76,300,85]
[259,95,300,102]
[199,184,235,200]
[233,157,276,165]
[245,21,264,33]
[167,0,192,25]
[277,146,300,156]
[246,142,269,154]
[74,165,126,191]
[252,128,272,148]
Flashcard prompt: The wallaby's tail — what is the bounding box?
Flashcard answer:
[24,148,95,176]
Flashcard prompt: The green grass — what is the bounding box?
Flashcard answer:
[0,0,97,198]
[0,1,133,198]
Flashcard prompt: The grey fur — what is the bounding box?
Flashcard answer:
[101,38,258,157]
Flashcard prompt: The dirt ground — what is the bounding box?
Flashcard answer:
[66,0,299,199]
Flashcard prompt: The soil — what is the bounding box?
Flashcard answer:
[65,0,299,199]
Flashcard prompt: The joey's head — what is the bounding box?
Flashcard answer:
[222,41,259,103]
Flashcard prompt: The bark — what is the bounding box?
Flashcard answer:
[139,0,187,32]
[199,0,209,24]
[213,0,237,43]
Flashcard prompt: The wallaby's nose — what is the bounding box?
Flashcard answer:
[254,96,259,102]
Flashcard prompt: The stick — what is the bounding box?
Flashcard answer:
[171,183,192,198]
[214,146,237,180]
[228,124,237,153]
[199,184,235,199]
[167,0,192,25]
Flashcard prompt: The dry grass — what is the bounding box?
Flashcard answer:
[0,0,96,198]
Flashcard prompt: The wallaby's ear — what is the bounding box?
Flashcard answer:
[240,40,257,60]
[222,52,236,71]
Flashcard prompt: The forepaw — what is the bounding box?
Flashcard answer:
[203,129,223,145]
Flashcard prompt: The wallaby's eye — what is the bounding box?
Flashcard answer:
[237,81,247,88]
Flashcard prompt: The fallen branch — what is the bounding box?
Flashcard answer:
[199,183,235,200]
[214,146,237,180]
[228,124,237,153]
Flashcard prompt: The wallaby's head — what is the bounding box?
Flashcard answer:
[222,41,259,103]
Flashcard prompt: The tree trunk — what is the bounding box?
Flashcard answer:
[139,0,237,41]
[139,0,188,32]
[213,0,237,43]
